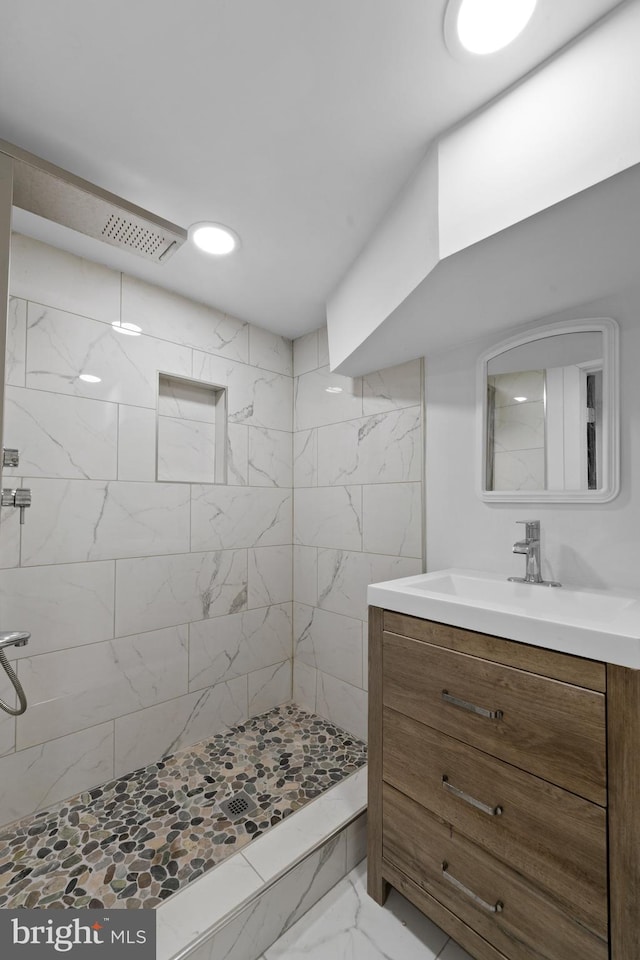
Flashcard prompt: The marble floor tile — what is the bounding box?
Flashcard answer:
[189,834,348,960]
[264,861,451,960]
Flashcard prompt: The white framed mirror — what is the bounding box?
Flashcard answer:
[477,317,619,502]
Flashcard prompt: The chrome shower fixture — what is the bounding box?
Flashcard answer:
[1,487,31,524]
[0,631,30,650]
[0,138,187,263]
[0,630,30,716]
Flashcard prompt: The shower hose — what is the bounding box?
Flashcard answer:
[0,649,27,715]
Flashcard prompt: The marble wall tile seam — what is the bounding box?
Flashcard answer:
[24,302,193,409]
[21,297,115,328]
[293,485,363,553]
[192,348,294,381]
[247,326,294,378]
[311,401,423,430]
[10,671,283,753]
[20,292,271,371]
[293,368,364,433]
[18,524,291,568]
[296,395,425,435]
[25,297,206,359]
[9,617,195,658]
[4,715,117,761]
[187,603,293,692]
[292,330,319,378]
[248,659,293,715]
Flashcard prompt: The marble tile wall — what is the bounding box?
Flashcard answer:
[291,328,424,741]
[0,235,294,828]
[0,235,424,825]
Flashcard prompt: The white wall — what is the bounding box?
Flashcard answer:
[326,148,439,372]
[438,0,640,258]
[426,286,640,592]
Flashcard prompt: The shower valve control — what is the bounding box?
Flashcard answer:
[1,488,31,524]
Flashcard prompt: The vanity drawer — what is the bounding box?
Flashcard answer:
[383,631,607,804]
[382,783,608,960]
[383,707,607,938]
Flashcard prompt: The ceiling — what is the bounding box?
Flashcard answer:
[0,0,627,338]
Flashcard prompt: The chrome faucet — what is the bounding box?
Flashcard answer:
[509,521,561,587]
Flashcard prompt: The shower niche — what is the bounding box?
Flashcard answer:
[157,373,227,484]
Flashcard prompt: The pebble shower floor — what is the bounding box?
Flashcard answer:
[0,704,367,909]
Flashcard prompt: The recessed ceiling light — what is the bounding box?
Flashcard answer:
[79,373,102,384]
[445,0,537,56]
[325,386,343,394]
[112,321,142,336]
[190,222,240,256]
[513,396,528,402]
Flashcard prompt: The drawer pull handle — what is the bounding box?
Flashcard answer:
[442,776,503,817]
[441,861,504,914]
[442,690,503,720]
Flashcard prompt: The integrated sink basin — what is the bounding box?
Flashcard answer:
[368,568,640,668]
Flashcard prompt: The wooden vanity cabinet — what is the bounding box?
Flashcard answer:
[367,607,640,960]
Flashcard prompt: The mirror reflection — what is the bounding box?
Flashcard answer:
[483,326,613,498]
[477,317,619,503]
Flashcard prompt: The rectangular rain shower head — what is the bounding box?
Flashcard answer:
[0,138,187,263]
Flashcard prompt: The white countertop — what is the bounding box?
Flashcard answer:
[368,568,640,669]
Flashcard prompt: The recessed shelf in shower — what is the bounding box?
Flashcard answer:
[157,373,227,484]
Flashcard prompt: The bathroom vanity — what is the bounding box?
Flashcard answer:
[367,570,640,960]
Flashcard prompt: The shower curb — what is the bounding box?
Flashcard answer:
[157,765,367,960]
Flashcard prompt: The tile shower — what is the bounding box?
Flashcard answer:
[0,233,423,930]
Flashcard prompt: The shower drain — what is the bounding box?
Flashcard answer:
[218,790,258,821]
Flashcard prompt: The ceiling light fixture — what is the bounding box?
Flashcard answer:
[79,374,102,384]
[190,222,239,256]
[445,0,537,56]
[325,386,343,394]
[112,321,142,337]
[513,396,528,402]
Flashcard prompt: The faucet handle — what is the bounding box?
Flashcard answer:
[516,520,540,539]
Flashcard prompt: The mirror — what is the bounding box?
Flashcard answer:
[477,318,619,502]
